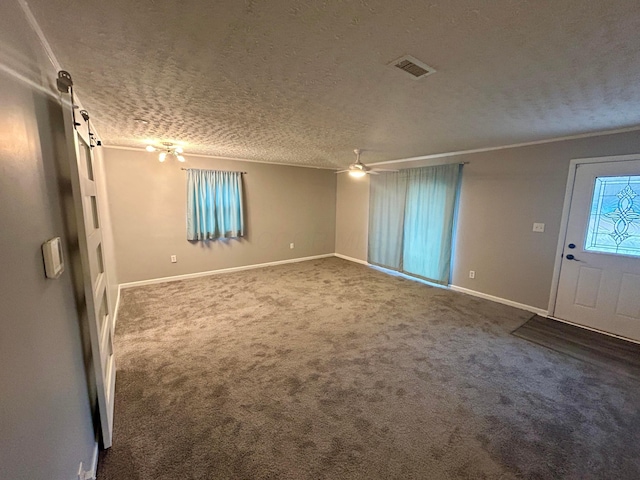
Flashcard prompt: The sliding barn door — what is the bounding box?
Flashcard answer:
[61,96,116,448]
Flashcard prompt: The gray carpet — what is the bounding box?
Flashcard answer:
[97,258,640,480]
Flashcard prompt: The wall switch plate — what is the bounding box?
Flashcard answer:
[42,237,65,279]
[533,223,545,232]
[290,243,294,249]
[469,270,475,279]
[170,255,177,263]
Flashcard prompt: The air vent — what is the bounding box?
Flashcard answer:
[389,55,436,79]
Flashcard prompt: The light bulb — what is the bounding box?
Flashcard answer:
[349,170,366,178]
[158,152,167,162]
[175,146,184,154]
[145,145,156,152]
[177,155,186,162]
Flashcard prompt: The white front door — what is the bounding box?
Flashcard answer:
[554,157,640,342]
[61,94,116,447]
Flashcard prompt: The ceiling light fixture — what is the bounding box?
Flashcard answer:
[145,142,186,163]
[337,149,398,177]
[346,149,372,177]
[349,169,367,178]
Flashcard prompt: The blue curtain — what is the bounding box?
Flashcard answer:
[368,164,461,284]
[186,169,244,240]
[368,173,408,269]
[402,164,460,284]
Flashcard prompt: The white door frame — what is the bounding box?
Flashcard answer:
[548,153,640,332]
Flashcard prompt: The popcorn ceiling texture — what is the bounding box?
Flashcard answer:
[28,0,640,167]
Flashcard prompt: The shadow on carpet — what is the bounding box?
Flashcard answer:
[513,315,640,379]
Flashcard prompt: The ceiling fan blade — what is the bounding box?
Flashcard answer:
[340,148,380,176]
[371,168,399,172]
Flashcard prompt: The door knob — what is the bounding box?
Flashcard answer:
[566,254,576,260]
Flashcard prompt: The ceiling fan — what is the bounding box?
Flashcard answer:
[337,149,396,177]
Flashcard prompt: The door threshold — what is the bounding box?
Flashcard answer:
[545,315,640,345]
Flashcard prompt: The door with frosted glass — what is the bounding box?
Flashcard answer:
[554,158,640,341]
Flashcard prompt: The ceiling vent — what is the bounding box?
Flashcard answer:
[389,55,436,79]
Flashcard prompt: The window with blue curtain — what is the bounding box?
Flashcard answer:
[369,163,461,284]
[186,169,244,240]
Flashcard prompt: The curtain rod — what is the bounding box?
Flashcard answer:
[181,168,247,174]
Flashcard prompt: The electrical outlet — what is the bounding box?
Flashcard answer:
[533,223,545,233]
[170,255,177,263]
[290,243,294,249]
[469,270,475,279]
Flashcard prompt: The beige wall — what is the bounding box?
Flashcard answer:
[104,148,337,283]
[0,3,97,479]
[335,130,640,310]
[335,173,370,261]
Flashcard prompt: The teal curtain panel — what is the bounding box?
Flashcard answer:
[368,172,408,269]
[186,169,244,240]
[368,163,461,284]
[402,164,460,284]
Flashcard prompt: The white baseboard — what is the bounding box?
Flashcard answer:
[112,285,122,329]
[119,254,335,289]
[90,441,98,479]
[333,255,546,315]
[80,442,99,480]
[333,253,369,265]
[116,254,547,317]
[449,285,548,316]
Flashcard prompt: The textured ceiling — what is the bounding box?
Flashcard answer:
[24,0,640,168]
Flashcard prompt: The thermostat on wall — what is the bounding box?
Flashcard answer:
[42,237,64,279]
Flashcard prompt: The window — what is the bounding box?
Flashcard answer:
[585,175,640,257]
[368,164,461,284]
[186,169,244,240]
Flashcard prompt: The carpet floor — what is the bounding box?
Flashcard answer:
[97,258,640,480]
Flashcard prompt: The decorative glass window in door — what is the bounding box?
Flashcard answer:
[585,175,640,256]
